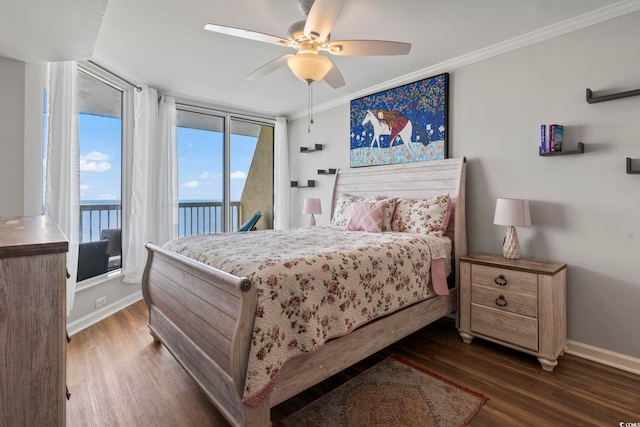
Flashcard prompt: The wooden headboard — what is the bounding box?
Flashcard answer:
[331,158,467,288]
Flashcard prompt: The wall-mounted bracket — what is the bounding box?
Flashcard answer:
[586,87,640,104]
[539,142,584,156]
[300,144,323,153]
[626,158,640,174]
[317,168,337,175]
[291,180,316,188]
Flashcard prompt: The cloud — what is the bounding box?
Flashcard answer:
[83,151,111,161]
[199,171,223,180]
[80,151,111,172]
[80,184,90,190]
[230,171,247,180]
[182,181,199,188]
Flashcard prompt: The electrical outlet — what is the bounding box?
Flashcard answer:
[95,296,107,309]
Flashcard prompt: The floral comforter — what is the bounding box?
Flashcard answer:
[163,226,452,406]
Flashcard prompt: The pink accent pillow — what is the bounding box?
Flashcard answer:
[391,194,452,236]
[345,200,386,233]
[331,194,374,227]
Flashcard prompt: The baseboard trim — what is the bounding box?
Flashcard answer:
[67,291,143,336]
[566,340,640,376]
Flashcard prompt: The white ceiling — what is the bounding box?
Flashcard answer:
[2,0,639,118]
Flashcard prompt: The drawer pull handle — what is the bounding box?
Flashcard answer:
[495,275,507,286]
[495,295,508,307]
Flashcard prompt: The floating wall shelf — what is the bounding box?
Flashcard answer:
[317,168,337,175]
[586,87,640,104]
[300,144,323,153]
[539,142,585,156]
[586,85,640,172]
[627,158,640,174]
[291,180,316,188]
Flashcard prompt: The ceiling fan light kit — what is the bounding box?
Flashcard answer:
[287,53,332,83]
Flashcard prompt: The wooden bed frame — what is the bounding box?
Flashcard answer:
[141,157,467,426]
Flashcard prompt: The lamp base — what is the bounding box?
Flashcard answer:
[503,226,521,260]
[309,214,316,227]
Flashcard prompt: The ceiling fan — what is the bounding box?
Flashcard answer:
[203,0,412,88]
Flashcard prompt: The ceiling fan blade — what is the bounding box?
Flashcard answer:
[245,54,294,80]
[304,0,345,41]
[327,40,411,56]
[323,62,345,88]
[204,23,292,47]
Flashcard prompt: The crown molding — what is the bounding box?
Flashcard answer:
[288,0,640,120]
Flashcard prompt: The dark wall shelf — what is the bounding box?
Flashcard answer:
[300,144,323,153]
[539,142,584,156]
[586,88,640,104]
[627,158,640,174]
[586,85,640,172]
[291,180,316,188]
[317,168,336,175]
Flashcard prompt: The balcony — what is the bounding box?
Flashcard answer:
[77,201,242,281]
[79,201,242,243]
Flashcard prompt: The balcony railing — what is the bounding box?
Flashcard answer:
[178,201,240,237]
[79,201,241,243]
[79,203,121,243]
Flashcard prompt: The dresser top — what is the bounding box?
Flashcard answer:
[461,253,566,275]
[0,216,68,258]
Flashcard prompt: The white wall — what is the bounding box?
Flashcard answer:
[288,11,640,358]
[0,56,25,216]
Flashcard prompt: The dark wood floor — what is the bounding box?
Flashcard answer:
[67,300,640,426]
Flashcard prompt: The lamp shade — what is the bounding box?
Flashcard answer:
[287,53,332,83]
[303,197,322,215]
[493,198,531,227]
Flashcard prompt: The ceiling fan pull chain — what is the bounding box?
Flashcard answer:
[307,80,313,132]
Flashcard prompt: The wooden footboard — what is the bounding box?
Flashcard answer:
[141,243,268,426]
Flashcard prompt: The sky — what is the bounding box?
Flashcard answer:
[77,113,258,202]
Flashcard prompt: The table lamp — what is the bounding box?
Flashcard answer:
[493,198,531,260]
[303,197,322,226]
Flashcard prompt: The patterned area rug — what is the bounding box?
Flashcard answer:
[274,356,487,427]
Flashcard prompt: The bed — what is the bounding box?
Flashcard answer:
[141,157,467,426]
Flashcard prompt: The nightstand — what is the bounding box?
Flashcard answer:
[458,253,567,372]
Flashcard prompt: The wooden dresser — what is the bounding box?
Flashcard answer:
[458,253,567,371]
[0,216,68,427]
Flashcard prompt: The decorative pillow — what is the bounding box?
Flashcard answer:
[332,194,397,230]
[345,200,386,233]
[391,194,452,236]
[331,194,374,227]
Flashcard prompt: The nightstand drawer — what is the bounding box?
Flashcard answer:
[471,284,537,318]
[471,304,538,351]
[472,264,537,296]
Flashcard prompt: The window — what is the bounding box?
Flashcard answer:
[176,108,274,236]
[43,66,124,281]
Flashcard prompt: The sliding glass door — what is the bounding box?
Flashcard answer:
[176,108,273,236]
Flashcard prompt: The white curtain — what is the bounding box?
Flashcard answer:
[123,85,159,283]
[273,116,290,230]
[43,61,80,314]
[123,88,178,283]
[155,95,178,245]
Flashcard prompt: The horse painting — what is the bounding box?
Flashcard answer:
[361,109,428,159]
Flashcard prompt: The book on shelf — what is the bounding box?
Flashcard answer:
[549,124,563,152]
[540,125,548,153]
[540,124,564,153]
